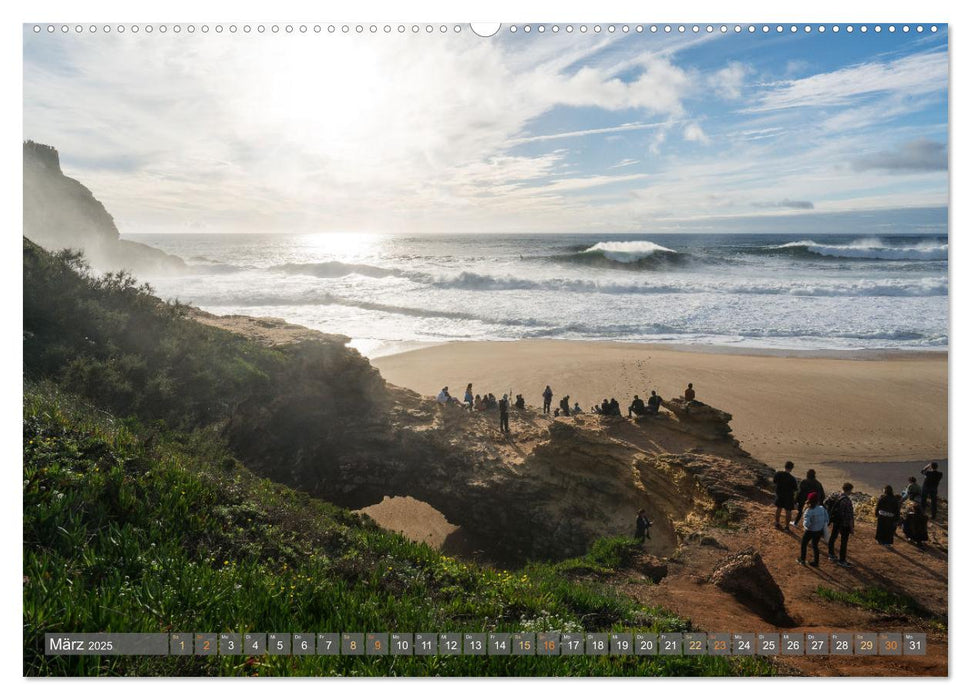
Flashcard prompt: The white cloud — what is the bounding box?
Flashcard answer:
[708,61,747,99]
[683,123,710,144]
[751,50,948,112]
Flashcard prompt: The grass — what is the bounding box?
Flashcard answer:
[814,586,944,630]
[24,384,775,677]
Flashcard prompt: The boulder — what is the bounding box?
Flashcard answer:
[709,547,792,625]
[661,397,734,439]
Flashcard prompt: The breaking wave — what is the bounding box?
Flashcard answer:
[765,238,948,261]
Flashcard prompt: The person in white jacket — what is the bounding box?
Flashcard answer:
[798,492,829,567]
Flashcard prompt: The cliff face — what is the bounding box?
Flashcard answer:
[23,141,184,273]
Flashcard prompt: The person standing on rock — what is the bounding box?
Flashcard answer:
[920,461,943,519]
[498,394,510,434]
[635,509,652,543]
[875,485,900,547]
[798,492,827,567]
[792,468,825,527]
[827,482,856,567]
[542,385,553,414]
[773,461,799,531]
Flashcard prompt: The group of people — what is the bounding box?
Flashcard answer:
[773,460,944,568]
[440,381,699,436]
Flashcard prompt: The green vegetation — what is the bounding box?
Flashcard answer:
[815,586,943,628]
[24,384,773,676]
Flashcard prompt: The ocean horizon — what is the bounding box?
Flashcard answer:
[126,232,949,358]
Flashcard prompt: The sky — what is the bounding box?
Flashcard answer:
[22,23,949,234]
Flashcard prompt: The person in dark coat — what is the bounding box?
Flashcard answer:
[875,484,900,546]
[628,395,646,418]
[542,385,553,414]
[793,468,825,526]
[646,390,661,414]
[902,476,921,502]
[608,398,621,416]
[901,499,929,548]
[773,461,798,531]
[920,461,943,519]
[514,394,525,410]
[827,483,856,566]
[600,398,610,415]
[635,509,652,543]
[559,395,571,417]
[498,394,510,434]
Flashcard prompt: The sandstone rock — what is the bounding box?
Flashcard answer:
[661,397,734,440]
[710,547,792,625]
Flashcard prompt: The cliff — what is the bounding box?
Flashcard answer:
[23,140,184,273]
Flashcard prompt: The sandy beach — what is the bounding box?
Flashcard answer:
[373,340,948,499]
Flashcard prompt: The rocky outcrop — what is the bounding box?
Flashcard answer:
[660,398,735,441]
[710,547,793,625]
[23,141,184,274]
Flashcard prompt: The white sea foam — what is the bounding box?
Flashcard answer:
[773,238,948,261]
[582,240,678,263]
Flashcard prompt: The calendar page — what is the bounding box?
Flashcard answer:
[21,8,949,682]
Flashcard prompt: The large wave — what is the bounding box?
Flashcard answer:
[556,240,689,269]
[765,238,948,261]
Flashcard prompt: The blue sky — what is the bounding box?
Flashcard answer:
[22,23,948,233]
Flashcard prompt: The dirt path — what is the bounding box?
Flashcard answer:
[621,501,948,676]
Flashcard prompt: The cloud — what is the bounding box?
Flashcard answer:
[751,50,948,112]
[753,199,815,210]
[851,139,948,173]
[708,61,747,100]
[608,158,640,169]
[683,123,709,144]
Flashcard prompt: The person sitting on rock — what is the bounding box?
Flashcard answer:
[486,393,497,409]
[609,398,621,416]
[436,386,452,405]
[514,393,525,410]
[684,382,696,402]
[474,394,483,411]
[635,509,653,543]
[559,395,571,416]
[646,390,661,415]
[628,395,646,418]
[573,401,583,414]
[600,398,610,415]
[464,383,474,411]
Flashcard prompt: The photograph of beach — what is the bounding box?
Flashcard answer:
[22,16,948,679]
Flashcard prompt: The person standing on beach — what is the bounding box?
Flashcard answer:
[542,385,553,414]
[498,394,510,434]
[793,468,825,526]
[773,461,798,531]
[798,492,827,567]
[635,509,652,543]
[875,485,900,546]
[827,482,855,567]
[920,462,943,519]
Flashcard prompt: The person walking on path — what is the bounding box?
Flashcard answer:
[920,462,943,519]
[635,509,652,543]
[498,394,510,434]
[798,492,828,567]
[827,482,856,567]
[773,461,798,531]
[542,385,553,414]
[793,468,825,526]
[875,485,901,546]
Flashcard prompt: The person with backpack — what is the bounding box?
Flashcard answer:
[875,484,901,546]
[920,462,944,519]
[773,461,799,531]
[798,492,828,567]
[542,385,553,414]
[635,509,652,543]
[498,394,510,434]
[826,483,856,567]
[792,468,825,527]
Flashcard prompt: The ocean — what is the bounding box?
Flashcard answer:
[127,233,949,358]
